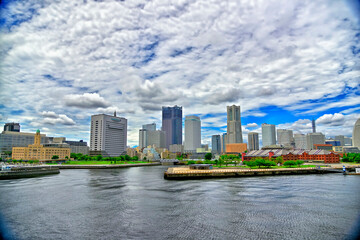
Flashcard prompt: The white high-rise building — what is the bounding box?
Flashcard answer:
[90,113,127,157]
[261,123,276,147]
[184,115,201,152]
[294,134,307,149]
[226,105,243,143]
[306,132,325,149]
[353,118,360,148]
[248,132,259,151]
[277,129,294,147]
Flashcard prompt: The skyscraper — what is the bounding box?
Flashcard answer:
[306,132,325,149]
[248,132,259,151]
[90,113,127,157]
[211,135,221,154]
[226,105,243,143]
[261,123,276,147]
[142,123,156,131]
[312,119,316,133]
[277,129,294,147]
[147,130,166,148]
[221,133,227,153]
[294,134,307,149]
[184,115,201,152]
[162,106,182,148]
[3,122,20,132]
[139,129,147,149]
[353,118,360,148]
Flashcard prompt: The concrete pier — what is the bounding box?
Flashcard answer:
[164,166,353,180]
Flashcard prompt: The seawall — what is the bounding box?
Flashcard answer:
[164,167,350,180]
[0,166,60,180]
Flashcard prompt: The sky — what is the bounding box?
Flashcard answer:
[0,0,360,147]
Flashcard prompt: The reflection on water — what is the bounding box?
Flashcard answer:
[0,166,360,240]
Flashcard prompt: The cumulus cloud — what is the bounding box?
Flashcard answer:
[64,93,110,109]
[246,123,258,128]
[41,111,76,125]
[316,113,345,126]
[1,0,359,145]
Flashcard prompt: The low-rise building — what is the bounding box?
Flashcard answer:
[244,148,340,163]
[12,130,70,160]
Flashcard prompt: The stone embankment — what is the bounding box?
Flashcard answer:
[0,166,60,180]
[164,166,360,180]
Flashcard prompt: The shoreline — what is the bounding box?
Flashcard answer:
[55,162,161,169]
[164,166,360,180]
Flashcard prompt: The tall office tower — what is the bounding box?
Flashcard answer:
[162,106,182,148]
[333,135,344,146]
[147,130,166,148]
[306,132,325,149]
[226,105,243,143]
[90,113,127,157]
[143,123,156,131]
[294,134,307,149]
[353,118,360,148]
[184,115,201,152]
[139,129,147,149]
[211,135,221,154]
[277,129,294,147]
[312,119,316,133]
[221,133,227,153]
[3,123,20,132]
[344,136,352,146]
[248,132,259,151]
[261,123,276,147]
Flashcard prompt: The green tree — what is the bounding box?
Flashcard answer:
[296,160,304,166]
[95,155,103,161]
[284,161,297,167]
[132,156,139,161]
[205,153,212,160]
[124,155,131,161]
[52,155,59,159]
[244,161,257,168]
[274,156,284,165]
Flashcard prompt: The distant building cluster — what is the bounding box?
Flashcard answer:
[1,104,360,162]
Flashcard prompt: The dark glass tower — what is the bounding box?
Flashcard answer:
[162,106,182,148]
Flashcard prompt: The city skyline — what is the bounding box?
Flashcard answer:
[0,0,360,146]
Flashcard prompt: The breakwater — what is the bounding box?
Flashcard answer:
[57,162,161,169]
[0,166,60,180]
[164,166,354,180]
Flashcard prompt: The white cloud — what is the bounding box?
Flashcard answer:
[246,123,258,128]
[64,93,110,109]
[40,111,76,126]
[316,113,345,126]
[0,0,359,145]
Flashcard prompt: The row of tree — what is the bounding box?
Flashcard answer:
[70,153,139,161]
[342,153,360,163]
[244,158,304,168]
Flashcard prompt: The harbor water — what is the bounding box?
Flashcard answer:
[0,166,359,240]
